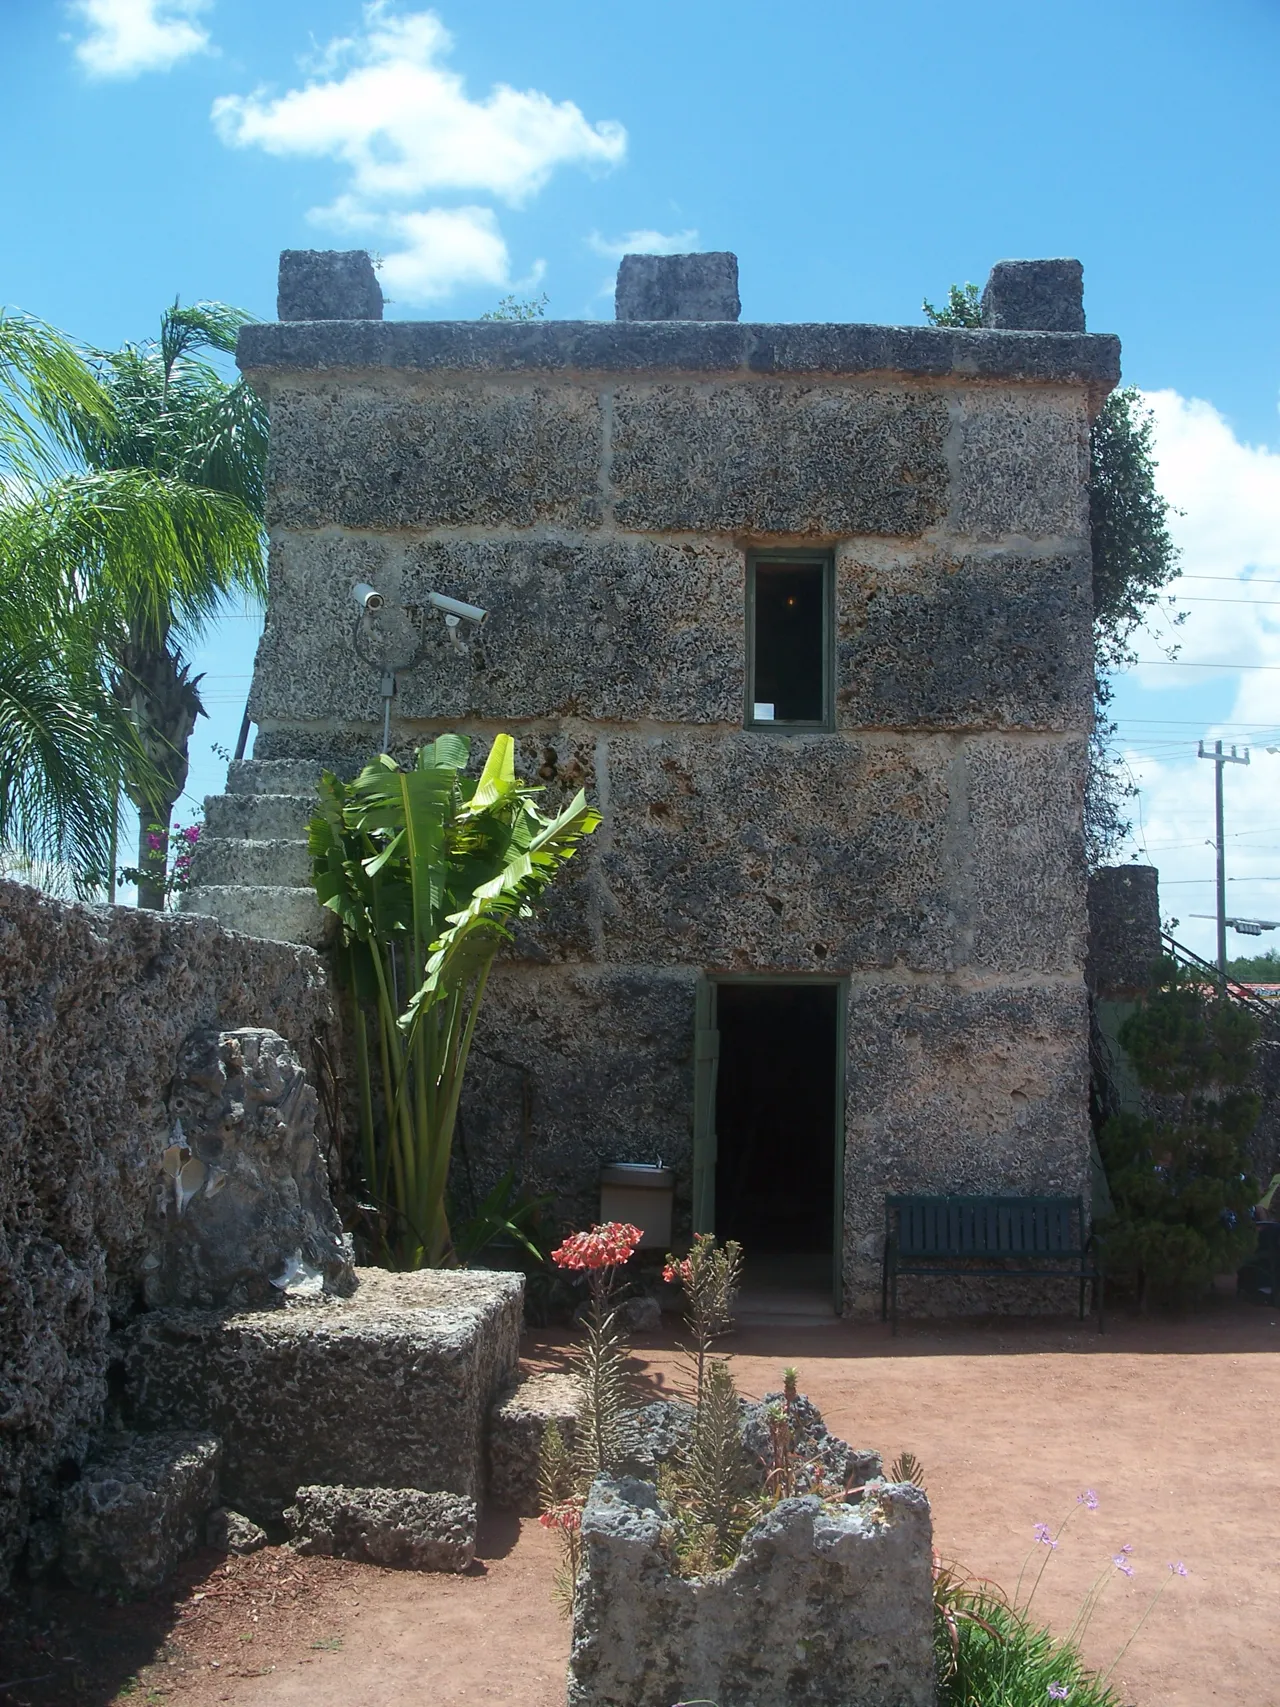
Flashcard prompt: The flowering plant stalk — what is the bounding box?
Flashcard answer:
[539,1222,642,1613]
[119,816,201,903]
[662,1231,743,1407]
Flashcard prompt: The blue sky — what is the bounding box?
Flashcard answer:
[4,0,1280,957]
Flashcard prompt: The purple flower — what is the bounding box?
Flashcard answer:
[1077,1490,1099,1510]
[1119,1543,1133,1555]
[1113,1555,1134,1578]
[1033,1522,1057,1549]
[1048,1687,1071,1702]
[1169,1561,1188,1577]
[181,825,201,843]
[146,833,165,851]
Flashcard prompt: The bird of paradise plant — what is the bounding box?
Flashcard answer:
[309,731,599,1269]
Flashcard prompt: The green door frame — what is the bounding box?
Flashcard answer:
[692,972,847,1312]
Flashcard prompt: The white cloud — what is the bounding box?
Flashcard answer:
[587,227,699,260]
[326,201,510,302]
[72,0,212,79]
[1112,391,1280,959]
[212,5,625,203]
[212,5,625,306]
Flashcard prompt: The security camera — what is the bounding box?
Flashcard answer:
[351,581,384,613]
[427,589,487,626]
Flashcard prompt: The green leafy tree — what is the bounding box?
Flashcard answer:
[480,292,549,322]
[309,732,599,1267]
[1226,947,1280,981]
[0,302,266,903]
[923,285,1182,863]
[1098,957,1260,1304]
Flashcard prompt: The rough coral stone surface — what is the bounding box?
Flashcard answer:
[206,1506,268,1553]
[981,258,1085,333]
[286,1486,476,1571]
[148,1027,354,1308]
[841,979,1091,1312]
[950,389,1091,542]
[119,1268,523,1520]
[59,1431,222,1595]
[249,531,747,727]
[1087,865,1162,998]
[615,251,741,322]
[265,382,602,531]
[835,548,1094,731]
[0,882,334,1591]
[609,383,951,536]
[488,1372,580,1514]
[568,1477,935,1707]
[276,249,383,322]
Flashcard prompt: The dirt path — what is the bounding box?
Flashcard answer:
[3,1301,1277,1707]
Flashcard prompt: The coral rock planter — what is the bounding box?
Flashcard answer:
[568,1476,935,1707]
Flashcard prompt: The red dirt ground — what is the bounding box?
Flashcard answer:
[3,1300,1277,1707]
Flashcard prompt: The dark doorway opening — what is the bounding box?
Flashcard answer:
[713,982,839,1258]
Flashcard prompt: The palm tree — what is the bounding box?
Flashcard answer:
[0,302,267,905]
[0,312,149,888]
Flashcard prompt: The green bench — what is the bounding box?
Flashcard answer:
[881,1194,1104,1334]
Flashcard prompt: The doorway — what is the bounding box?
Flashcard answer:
[697,979,843,1310]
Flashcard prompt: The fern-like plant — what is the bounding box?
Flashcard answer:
[663,1232,743,1405]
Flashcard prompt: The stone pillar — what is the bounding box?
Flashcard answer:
[1087,865,1161,1000]
[981,258,1085,332]
[277,250,383,322]
[615,252,741,321]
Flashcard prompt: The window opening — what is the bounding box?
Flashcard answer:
[748,557,831,727]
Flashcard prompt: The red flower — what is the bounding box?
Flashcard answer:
[551,1222,642,1272]
[538,1500,584,1533]
[662,1257,693,1286]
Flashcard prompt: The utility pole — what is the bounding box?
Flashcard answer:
[1198,740,1251,976]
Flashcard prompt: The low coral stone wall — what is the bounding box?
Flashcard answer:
[0,882,336,1590]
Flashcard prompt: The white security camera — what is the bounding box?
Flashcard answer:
[351,581,384,613]
[427,589,487,626]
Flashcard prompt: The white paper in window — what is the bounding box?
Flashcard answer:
[752,702,775,721]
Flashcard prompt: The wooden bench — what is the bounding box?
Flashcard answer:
[881,1194,1104,1334]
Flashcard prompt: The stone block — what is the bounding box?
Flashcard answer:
[615,251,740,321]
[488,1371,580,1514]
[265,383,602,531]
[568,1477,934,1707]
[179,884,331,949]
[460,966,697,1232]
[967,736,1088,975]
[145,1026,354,1309]
[203,793,317,841]
[238,317,1121,391]
[841,979,1090,1310]
[610,383,950,536]
[951,389,1090,542]
[226,758,326,795]
[59,1431,222,1595]
[1087,865,1162,998]
[277,250,383,322]
[982,258,1085,333]
[119,1267,523,1520]
[206,1506,268,1553]
[285,1486,476,1571]
[189,835,312,889]
[596,731,957,973]
[835,549,1093,731]
[248,531,745,727]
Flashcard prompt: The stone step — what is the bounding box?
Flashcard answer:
[191,836,313,889]
[227,758,326,797]
[179,884,330,948]
[488,1370,579,1515]
[203,792,318,841]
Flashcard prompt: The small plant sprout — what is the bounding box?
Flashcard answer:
[889,1450,927,1490]
[662,1232,743,1406]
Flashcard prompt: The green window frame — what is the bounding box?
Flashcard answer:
[744,550,836,733]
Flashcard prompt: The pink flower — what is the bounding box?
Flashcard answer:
[146,834,165,851]
[181,825,201,843]
[662,1257,693,1286]
[551,1222,642,1272]
[538,1501,583,1533]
